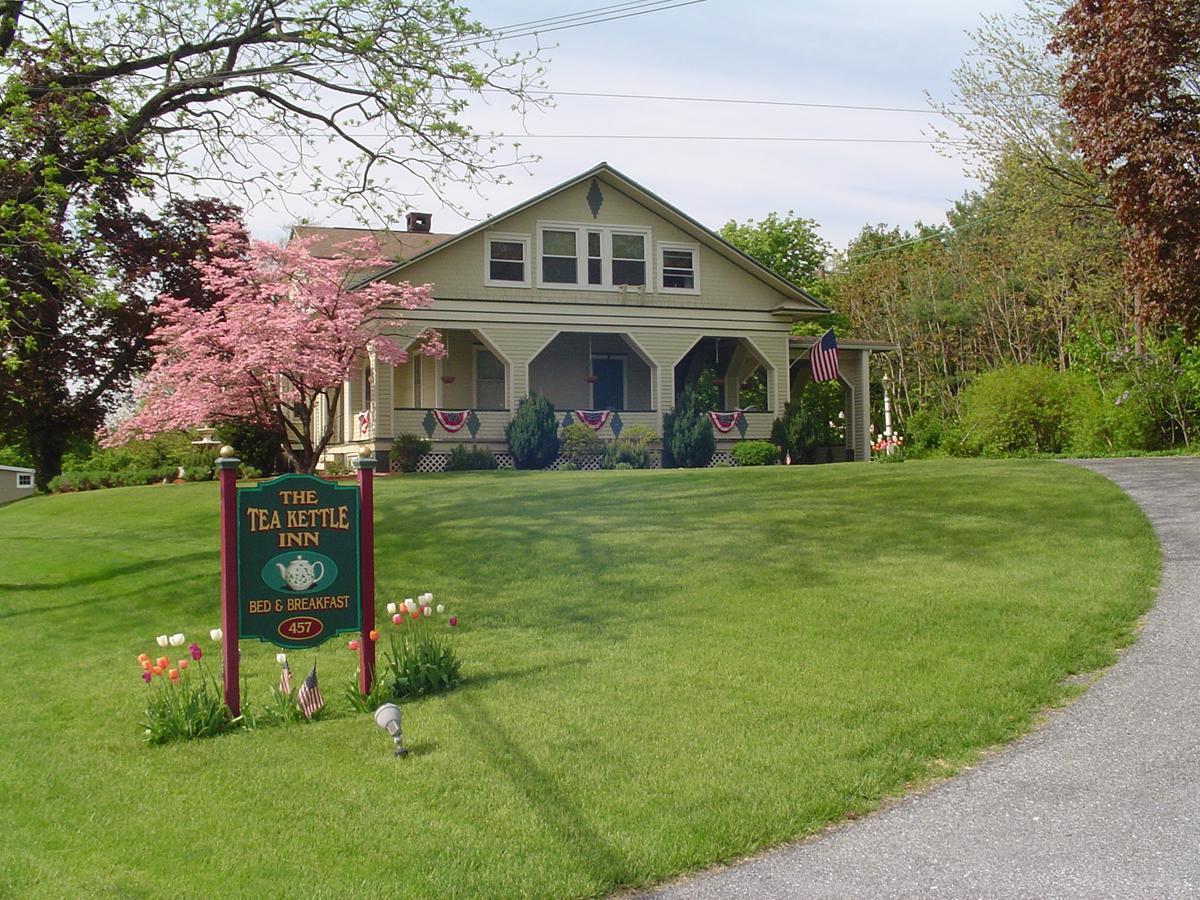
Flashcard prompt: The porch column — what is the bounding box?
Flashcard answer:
[372,354,393,441]
[842,349,871,462]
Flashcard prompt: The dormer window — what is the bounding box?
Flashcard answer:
[536,222,652,291]
[484,233,531,287]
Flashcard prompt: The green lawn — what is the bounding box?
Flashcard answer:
[0,460,1158,898]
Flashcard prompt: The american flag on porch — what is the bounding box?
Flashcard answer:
[809,329,840,383]
[296,664,324,719]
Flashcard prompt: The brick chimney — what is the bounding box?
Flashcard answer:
[406,211,432,233]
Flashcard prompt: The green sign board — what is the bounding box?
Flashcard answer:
[236,473,361,648]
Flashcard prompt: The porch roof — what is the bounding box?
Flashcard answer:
[789,335,898,354]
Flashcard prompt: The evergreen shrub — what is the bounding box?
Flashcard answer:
[391,433,432,473]
[445,444,498,471]
[662,387,715,468]
[505,393,560,469]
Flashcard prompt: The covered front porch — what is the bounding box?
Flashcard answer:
[320,327,891,471]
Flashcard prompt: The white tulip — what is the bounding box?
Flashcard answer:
[169,633,185,647]
[209,628,223,642]
[156,635,169,647]
[423,606,432,617]
[422,592,433,604]
[404,598,417,613]
[386,602,397,615]
[276,653,287,664]
[436,604,445,614]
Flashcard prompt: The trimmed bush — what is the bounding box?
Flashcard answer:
[445,444,498,472]
[505,393,560,469]
[731,440,777,466]
[662,387,715,468]
[391,433,432,473]
[960,365,1079,456]
[560,422,603,466]
[603,423,657,469]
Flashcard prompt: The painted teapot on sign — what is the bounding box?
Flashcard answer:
[276,555,325,591]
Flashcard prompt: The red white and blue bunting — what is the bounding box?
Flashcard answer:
[574,409,611,431]
[707,410,744,433]
[432,409,470,432]
[356,409,372,436]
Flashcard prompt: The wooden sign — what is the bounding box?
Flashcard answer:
[236,474,361,648]
[217,454,377,716]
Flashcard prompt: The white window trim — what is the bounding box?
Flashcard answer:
[483,231,531,288]
[536,221,654,292]
[17,474,33,488]
[657,240,701,295]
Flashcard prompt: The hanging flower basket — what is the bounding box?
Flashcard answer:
[584,374,599,384]
[441,375,456,384]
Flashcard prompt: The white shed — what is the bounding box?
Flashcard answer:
[0,466,35,504]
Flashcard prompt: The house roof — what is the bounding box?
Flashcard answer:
[291,225,456,261]
[0,465,34,474]
[359,162,831,314]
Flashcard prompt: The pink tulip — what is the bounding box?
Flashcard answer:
[448,616,458,627]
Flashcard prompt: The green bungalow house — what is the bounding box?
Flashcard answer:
[303,162,893,471]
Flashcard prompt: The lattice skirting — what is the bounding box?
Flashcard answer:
[395,450,691,473]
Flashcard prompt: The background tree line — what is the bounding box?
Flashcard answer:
[725,0,1200,457]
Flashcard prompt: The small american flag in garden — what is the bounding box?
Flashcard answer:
[809,329,840,383]
[279,660,291,696]
[296,664,324,719]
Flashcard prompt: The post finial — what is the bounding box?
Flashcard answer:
[219,445,236,458]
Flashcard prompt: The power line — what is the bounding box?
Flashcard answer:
[449,0,709,48]
[470,0,683,36]
[487,133,956,144]
[473,88,961,116]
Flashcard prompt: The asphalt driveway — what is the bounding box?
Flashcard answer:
[647,458,1200,899]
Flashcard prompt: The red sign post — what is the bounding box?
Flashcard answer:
[216,449,378,716]
[354,456,376,695]
[216,453,241,716]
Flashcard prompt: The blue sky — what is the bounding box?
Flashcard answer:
[252,0,1032,251]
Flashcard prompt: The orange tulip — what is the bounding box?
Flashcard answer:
[410,611,420,619]
[178,658,189,670]
[369,629,379,642]
[152,665,163,676]
[141,659,153,672]
[137,653,149,663]
[168,669,179,682]
[157,656,169,670]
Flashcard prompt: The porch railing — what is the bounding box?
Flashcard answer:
[391,407,775,441]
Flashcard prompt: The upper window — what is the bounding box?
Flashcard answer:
[541,230,577,284]
[611,233,646,286]
[659,242,699,293]
[536,223,652,291]
[484,233,531,287]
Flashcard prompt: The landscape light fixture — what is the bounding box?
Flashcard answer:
[373,703,406,757]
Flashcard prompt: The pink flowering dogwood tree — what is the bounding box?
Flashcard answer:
[109,221,441,473]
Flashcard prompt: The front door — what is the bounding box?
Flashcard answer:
[591,357,625,410]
